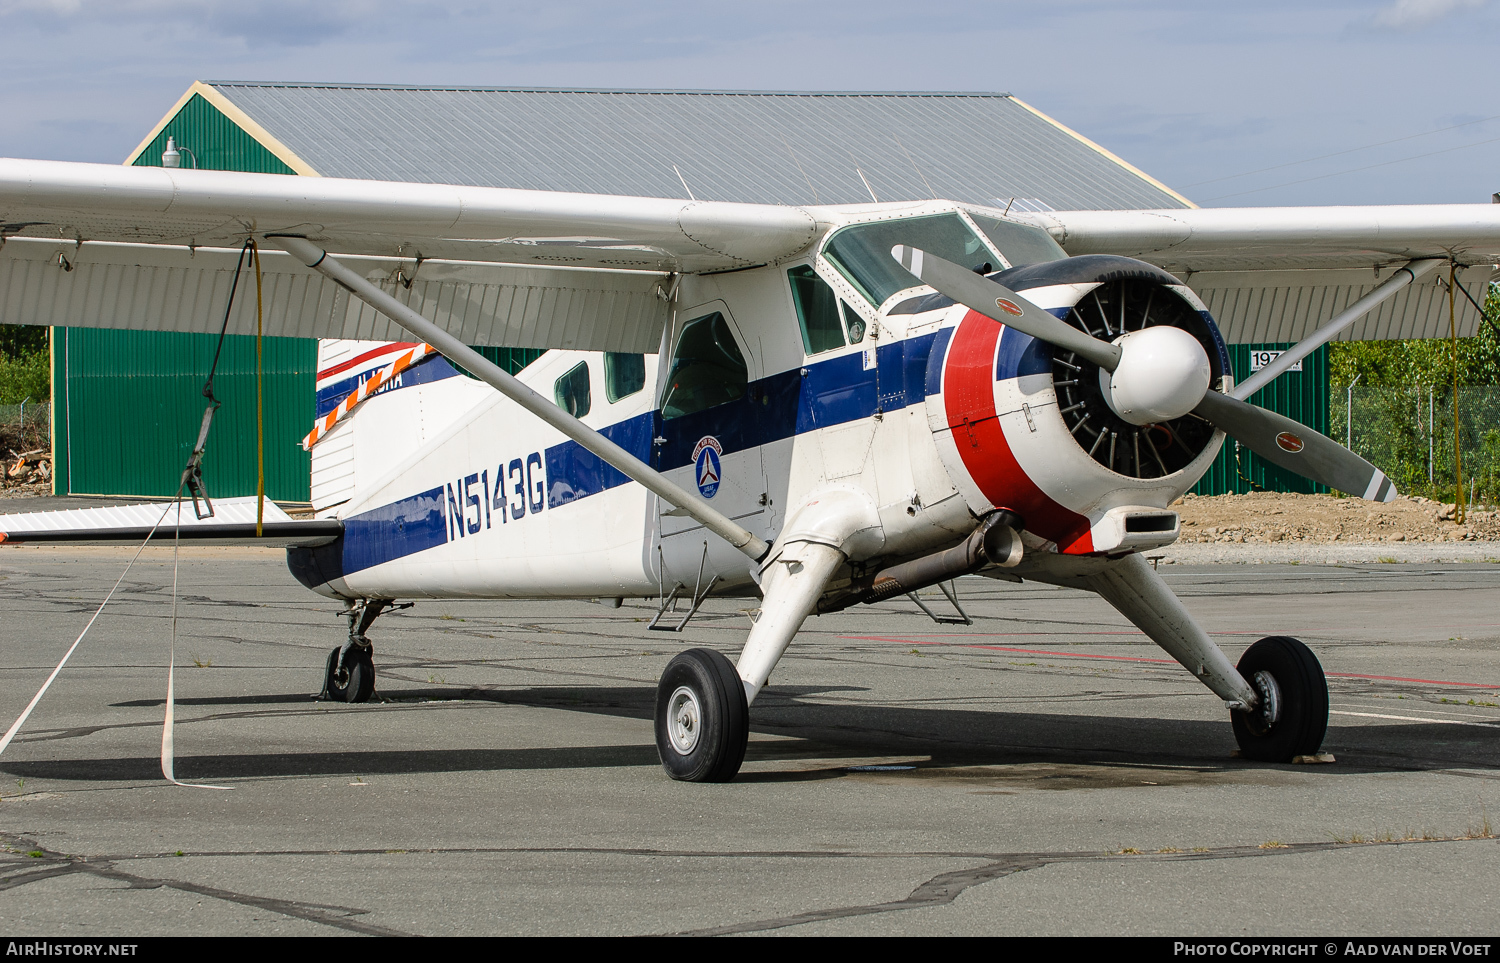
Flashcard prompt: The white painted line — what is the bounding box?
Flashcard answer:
[1331,710,1500,730]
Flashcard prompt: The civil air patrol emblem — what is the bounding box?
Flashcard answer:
[693,436,724,498]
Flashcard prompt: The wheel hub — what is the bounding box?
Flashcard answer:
[1245,669,1282,737]
[667,686,702,754]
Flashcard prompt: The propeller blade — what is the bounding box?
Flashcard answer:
[1194,391,1396,501]
[890,245,1122,371]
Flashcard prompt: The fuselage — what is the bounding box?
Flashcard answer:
[288,203,1228,602]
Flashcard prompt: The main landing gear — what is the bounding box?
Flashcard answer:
[654,648,749,782]
[320,598,410,703]
[1080,552,1330,764]
[653,534,848,783]
[1230,635,1329,761]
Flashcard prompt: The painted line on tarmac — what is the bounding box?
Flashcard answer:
[850,637,1500,690]
[1335,700,1500,721]
[847,636,1178,665]
[1331,710,1500,730]
[1326,671,1499,689]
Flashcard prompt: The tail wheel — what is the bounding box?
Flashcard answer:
[655,648,749,783]
[1230,636,1328,762]
[323,646,375,703]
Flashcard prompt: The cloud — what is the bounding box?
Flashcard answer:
[1371,0,1486,29]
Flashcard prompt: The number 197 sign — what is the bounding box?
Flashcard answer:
[1249,350,1302,373]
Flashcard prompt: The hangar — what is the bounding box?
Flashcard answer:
[40,83,1472,500]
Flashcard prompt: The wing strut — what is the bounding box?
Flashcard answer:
[268,236,771,562]
[1230,258,1443,400]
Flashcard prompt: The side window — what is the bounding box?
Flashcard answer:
[604,352,646,403]
[554,361,591,418]
[787,265,846,355]
[839,301,866,344]
[661,312,747,420]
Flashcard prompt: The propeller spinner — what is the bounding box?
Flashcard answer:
[890,245,1396,501]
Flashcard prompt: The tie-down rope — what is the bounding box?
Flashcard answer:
[0,238,267,788]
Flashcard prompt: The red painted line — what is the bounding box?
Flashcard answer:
[845,636,1500,689]
[316,342,419,380]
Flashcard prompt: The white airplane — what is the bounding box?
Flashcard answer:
[1,157,1497,782]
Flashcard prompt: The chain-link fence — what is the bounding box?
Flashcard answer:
[0,401,51,469]
[1330,385,1500,507]
[0,401,50,428]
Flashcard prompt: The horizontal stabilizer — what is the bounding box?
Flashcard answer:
[0,496,341,546]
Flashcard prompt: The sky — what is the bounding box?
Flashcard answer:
[1,0,1497,208]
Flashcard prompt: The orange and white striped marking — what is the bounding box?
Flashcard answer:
[302,342,435,449]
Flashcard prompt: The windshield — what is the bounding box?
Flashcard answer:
[823,213,993,308]
[968,214,1067,267]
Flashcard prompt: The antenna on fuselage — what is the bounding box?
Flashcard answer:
[672,165,697,201]
[780,133,820,204]
[893,133,937,200]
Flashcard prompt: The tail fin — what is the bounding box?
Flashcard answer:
[309,339,493,516]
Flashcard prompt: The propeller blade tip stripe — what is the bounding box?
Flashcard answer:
[1364,471,1395,502]
[889,244,922,277]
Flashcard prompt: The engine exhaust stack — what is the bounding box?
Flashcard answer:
[817,512,1023,615]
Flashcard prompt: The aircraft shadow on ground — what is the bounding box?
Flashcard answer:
[7,683,1493,783]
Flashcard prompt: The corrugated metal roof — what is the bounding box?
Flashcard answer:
[206,84,1191,211]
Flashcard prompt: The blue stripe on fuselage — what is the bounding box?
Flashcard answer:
[546,412,656,509]
[340,485,449,574]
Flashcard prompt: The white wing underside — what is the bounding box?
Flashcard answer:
[2,158,1498,348]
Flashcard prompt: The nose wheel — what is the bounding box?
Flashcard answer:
[1230,635,1329,762]
[654,648,748,782]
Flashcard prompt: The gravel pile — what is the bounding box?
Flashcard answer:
[1176,491,1498,544]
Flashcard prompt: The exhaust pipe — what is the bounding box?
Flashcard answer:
[817,511,1023,615]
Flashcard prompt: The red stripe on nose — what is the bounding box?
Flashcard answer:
[942,312,1093,553]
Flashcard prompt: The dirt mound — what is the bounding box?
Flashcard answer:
[1175,491,1499,544]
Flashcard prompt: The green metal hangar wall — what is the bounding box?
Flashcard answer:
[55,82,1351,498]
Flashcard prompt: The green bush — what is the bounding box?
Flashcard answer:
[0,325,47,359]
[0,351,50,405]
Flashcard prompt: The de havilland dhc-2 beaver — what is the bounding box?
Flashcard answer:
[1,138,1497,781]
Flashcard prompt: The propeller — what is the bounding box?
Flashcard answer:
[891,245,1396,502]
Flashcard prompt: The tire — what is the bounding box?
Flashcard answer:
[654,648,749,783]
[324,646,375,704]
[1230,636,1328,762]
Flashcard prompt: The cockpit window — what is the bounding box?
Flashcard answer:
[968,214,1067,267]
[661,312,747,420]
[823,213,992,308]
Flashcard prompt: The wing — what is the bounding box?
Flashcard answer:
[0,497,340,546]
[0,158,823,352]
[1036,205,1500,342]
[4,156,1498,350]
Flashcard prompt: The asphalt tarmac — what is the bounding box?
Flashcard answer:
[0,543,1497,936]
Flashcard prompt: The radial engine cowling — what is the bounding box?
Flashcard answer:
[924,255,1231,555]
